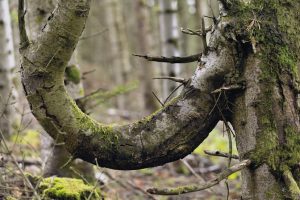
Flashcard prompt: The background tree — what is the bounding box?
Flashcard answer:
[17,0,300,199]
[158,0,181,99]
[0,0,17,138]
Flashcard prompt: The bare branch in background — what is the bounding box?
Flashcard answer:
[204,150,239,160]
[133,53,201,63]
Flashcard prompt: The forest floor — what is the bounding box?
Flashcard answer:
[0,106,241,200]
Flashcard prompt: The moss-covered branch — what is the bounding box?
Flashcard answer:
[19,0,236,169]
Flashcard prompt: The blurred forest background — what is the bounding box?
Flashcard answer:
[0,0,240,199]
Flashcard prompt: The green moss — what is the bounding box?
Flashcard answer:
[39,177,103,200]
[229,0,300,171]
[65,65,81,84]
[229,0,300,80]
[79,87,84,96]
[265,182,285,200]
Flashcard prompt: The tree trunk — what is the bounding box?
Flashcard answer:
[0,0,16,137]
[18,0,300,198]
[229,1,300,199]
[27,0,94,180]
[105,0,132,111]
[134,0,158,114]
[158,0,181,99]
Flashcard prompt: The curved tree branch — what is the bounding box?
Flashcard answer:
[19,0,235,170]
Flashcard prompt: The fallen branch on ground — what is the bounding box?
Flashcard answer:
[147,159,251,195]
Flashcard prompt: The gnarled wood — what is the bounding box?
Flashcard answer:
[19,0,235,170]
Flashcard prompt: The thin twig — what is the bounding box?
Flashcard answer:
[180,159,205,181]
[152,91,164,107]
[163,83,184,104]
[133,53,201,63]
[204,150,239,160]
[153,77,187,84]
[0,130,41,200]
[79,28,108,41]
[104,170,157,200]
[211,84,244,94]
[181,28,203,37]
[147,159,251,195]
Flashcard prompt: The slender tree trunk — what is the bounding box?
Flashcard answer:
[134,0,158,113]
[105,0,132,111]
[27,0,94,180]
[0,0,16,137]
[158,0,181,99]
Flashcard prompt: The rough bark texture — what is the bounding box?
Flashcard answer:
[229,0,300,199]
[0,0,16,137]
[19,0,300,198]
[19,0,236,170]
[27,0,93,179]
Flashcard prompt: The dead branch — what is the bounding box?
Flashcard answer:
[204,150,239,160]
[133,53,201,63]
[147,159,251,195]
[153,76,188,85]
[152,91,164,107]
[211,84,244,94]
[79,28,108,41]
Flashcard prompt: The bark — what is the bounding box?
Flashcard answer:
[18,0,300,199]
[0,0,16,137]
[19,0,236,170]
[158,0,181,99]
[27,0,93,179]
[228,1,300,199]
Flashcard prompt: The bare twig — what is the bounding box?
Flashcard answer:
[79,28,108,41]
[211,84,244,94]
[152,91,164,107]
[147,159,251,195]
[204,150,239,159]
[104,170,157,200]
[18,0,29,48]
[133,53,201,63]
[163,83,184,104]
[153,77,188,85]
[181,28,203,37]
[180,159,206,182]
[0,130,41,200]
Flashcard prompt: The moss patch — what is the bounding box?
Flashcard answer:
[65,65,81,84]
[39,177,103,200]
[228,0,300,171]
